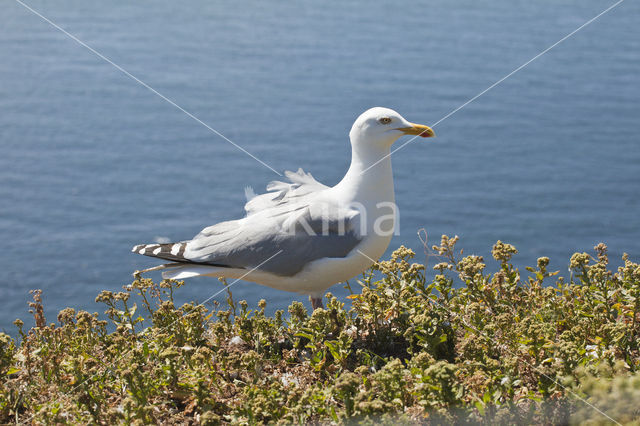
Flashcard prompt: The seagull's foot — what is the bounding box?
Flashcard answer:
[310,296,324,310]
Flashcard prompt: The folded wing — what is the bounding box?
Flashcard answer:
[134,169,362,277]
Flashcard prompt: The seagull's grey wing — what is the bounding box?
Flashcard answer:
[182,202,362,276]
[134,168,357,276]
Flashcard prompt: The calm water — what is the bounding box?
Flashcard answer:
[1,0,639,332]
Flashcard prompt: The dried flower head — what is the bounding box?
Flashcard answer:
[491,240,518,263]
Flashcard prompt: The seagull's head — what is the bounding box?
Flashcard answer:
[349,107,434,149]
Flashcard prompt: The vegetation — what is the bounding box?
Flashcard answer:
[1,237,640,424]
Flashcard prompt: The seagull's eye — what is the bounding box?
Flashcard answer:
[378,117,392,125]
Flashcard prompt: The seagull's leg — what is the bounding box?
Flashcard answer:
[310,296,324,310]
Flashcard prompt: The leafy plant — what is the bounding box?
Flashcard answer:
[1,238,639,424]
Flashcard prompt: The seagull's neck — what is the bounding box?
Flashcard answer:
[335,139,395,204]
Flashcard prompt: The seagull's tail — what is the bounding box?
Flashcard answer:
[161,265,228,280]
[134,262,220,280]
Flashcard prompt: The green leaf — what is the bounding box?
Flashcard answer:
[295,331,314,340]
[6,366,21,375]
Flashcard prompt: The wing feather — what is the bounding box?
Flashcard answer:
[244,168,329,216]
[134,168,360,277]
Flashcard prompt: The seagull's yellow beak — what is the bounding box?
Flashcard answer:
[397,123,435,138]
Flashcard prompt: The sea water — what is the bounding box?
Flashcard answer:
[1,0,638,331]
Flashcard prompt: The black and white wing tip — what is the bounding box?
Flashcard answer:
[132,242,188,263]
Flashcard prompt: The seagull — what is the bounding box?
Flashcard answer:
[132,107,434,309]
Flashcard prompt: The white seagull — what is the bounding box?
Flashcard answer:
[132,107,434,309]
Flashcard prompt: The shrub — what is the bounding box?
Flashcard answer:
[1,238,639,424]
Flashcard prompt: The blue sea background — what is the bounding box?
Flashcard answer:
[1,0,638,332]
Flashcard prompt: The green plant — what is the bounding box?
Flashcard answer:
[1,238,639,424]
